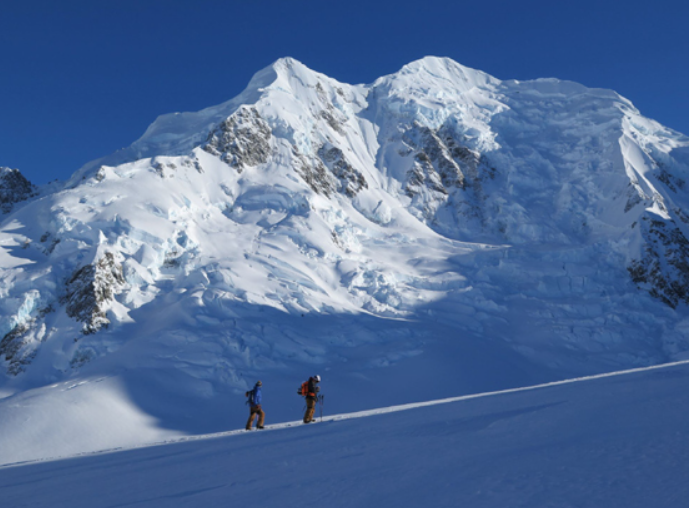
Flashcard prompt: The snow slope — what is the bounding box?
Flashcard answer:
[2,360,688,507]
[1,56,689,462]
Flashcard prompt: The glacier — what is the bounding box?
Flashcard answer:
[1,56,689,463]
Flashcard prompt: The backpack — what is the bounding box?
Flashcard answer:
[246,388,258,406]
[297,381,309,396]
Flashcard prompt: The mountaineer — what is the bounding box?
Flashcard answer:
[299,375,321,423]
[245,380,265,430]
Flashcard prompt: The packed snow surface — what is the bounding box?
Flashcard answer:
[1,56,689,463]
[2,361,688,507]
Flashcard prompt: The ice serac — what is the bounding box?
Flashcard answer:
[1,57,689,449]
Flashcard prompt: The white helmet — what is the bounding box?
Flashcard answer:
[314,375,321,382]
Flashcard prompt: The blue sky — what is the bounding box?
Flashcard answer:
[1,0,687,184]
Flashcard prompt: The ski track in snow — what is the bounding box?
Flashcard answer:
[4,358,688,469]
[2,358,689,508]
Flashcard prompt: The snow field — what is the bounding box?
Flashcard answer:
[2,360,689,508]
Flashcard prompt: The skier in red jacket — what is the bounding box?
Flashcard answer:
[302,375,321,423]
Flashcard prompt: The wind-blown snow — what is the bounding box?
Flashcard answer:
[1,56,689,463]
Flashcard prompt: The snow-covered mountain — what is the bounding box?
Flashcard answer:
[1,57,689,459]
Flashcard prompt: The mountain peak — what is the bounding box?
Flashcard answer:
[270,56,310,74]
[381,56,500,92]
[245,57,328,92]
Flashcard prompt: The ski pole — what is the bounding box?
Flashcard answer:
[319,394,324,422]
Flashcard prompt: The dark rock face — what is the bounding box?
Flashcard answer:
[629,216,689,308]
[202,106,272,172]
[658,167,686,193]
[62,252,125,334]
[404,125,466,193]
[406,150,447,197]
[317,145,368,197]
[293,147,337,197]
[315,81,347,135]
[292,144,367,199]
[0,167,37,214]
[401,124,486,198]
[0,321,36,375]
[0,305,52,375]
[395,123,493,231]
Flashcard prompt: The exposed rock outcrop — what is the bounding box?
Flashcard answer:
[629,217,689,308]
[0,167,37,214]
[62,252,125,334]
[317,145,368,197]
[406,125,466,191]
[292,144,367,198]
[0,320,37,375]
[202,106,272,172]
[401,124,486,198]
[293,147,337,197]
[0,305,53,375]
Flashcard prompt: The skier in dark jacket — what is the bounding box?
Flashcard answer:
[245,381,265,430]
[303,375,321,424]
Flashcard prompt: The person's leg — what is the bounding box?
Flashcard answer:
[304,398,315,423]
[246,407,257,430]
[257,407,265,428]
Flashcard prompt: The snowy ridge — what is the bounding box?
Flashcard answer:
[1,56,689,462]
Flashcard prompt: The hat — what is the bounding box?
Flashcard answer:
[256,380,262,386]
[314,375,321,382]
